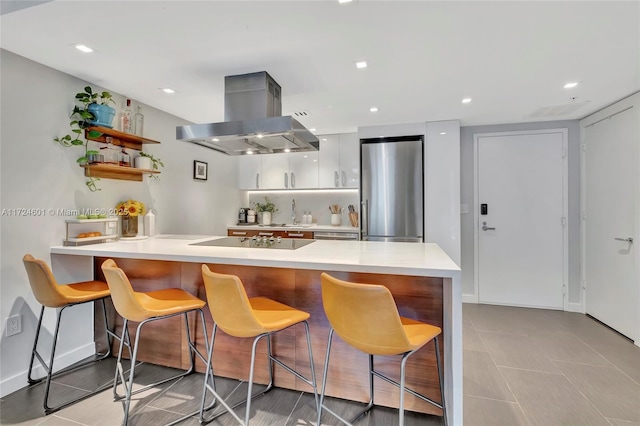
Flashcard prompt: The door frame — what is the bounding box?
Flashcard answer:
[472,129,569,310]
[580,93,640,343]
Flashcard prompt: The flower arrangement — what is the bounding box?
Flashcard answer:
[115,199,146,217]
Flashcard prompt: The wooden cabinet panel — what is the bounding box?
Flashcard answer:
[93,257,445,416]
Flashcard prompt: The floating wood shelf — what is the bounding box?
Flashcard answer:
[84,126,161,150]
[81,164,160,182]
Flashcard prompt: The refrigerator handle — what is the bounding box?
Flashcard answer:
[361,199,369,240]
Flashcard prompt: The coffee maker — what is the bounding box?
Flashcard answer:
[238,208,249,224]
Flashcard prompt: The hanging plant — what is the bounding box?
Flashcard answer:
[54,86,115,192]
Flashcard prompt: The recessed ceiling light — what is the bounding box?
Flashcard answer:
[356,61,367,69]
[247,150,254,155]
[74,44,93,53]
[284,148,291,153]
[440,132,447,135]
[304,155,308,158]
[322,138,327,141]
[564,82,579,89]
[309,128,316,132]
[370,107,378,112]
[462,98,472,104]
[161,88,175,94]
[256,134,264,139]
[211,138,219,142]
[338,0,352,3]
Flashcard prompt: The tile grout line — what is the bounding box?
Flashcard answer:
[549,358,618,425]
[49,414,90,425]
[474,326,532,426]
[571,333,640,387]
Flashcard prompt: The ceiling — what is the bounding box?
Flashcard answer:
[1,1,638,134]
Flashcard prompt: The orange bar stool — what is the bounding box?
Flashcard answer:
[101,259,209,425]
[317,273,447,426]
[199,265,319,425]
[22,254,119,414]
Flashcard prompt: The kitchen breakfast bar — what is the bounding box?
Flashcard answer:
[50,236,462,425]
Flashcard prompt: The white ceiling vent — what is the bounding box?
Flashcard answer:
[527,101,590,118]
[292,110,311,118]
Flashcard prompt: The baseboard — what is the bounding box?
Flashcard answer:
[462,294,477,304]
[0,342,95,398]
[566,302,584,313]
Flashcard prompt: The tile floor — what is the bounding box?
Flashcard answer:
[1,304,639,425]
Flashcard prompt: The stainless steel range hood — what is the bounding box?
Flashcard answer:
[176,71,318,155]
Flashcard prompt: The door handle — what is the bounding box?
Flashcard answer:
[284,172,288,188]
[256,173,260,189]
[291,172,295,188]
[614,237,634,244]
[334,171,339,188]
[482,221,496,231]
[341,170,347,187]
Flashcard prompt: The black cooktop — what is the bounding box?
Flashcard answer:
[190,236,316,250]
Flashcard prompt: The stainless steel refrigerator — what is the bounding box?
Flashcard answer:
[360,136,424,242]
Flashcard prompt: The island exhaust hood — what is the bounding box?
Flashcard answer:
[176,71,319,155]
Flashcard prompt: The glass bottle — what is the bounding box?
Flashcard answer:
[120,148,130,167]
[119,99,133,134]
[133,105,144,136]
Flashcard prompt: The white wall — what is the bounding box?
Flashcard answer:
[0,49,239,396]
[460,120,582,307]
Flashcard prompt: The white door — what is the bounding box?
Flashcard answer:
[584,104,638,341]
[475,130,567,309]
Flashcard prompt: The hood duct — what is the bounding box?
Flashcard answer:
[176,71,319,155]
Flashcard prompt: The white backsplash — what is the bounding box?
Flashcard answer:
[245,191,359,226]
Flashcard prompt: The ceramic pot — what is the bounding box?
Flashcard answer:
[134,156,152,170]
[87,103,116,128]
[261,211,272,226]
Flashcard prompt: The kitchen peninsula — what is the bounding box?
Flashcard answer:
[51,236,461,425]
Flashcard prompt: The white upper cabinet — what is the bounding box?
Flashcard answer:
[259,152,319,189]
[319,133,359,188]
[289,151,319,189]
[238,155,262,189]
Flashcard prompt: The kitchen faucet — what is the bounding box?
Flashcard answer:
[292,198,297,225]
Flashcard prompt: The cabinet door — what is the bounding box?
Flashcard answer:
[261,155,289,189]
[238,156,262,189]
[339,133,360,188]
[228,229,258,237]
[289,151,318,189]
[318,134,341,188]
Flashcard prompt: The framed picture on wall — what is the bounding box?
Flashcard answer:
[194,160,208,180]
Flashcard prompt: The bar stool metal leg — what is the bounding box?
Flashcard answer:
[27,299,118,415]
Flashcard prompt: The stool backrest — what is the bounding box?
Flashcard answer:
[101,259,147,322]
[320,272,412,356]
[201,265,264,337]
[22,254,68,308]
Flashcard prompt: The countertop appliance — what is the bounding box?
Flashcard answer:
[190,236,316,250]
[176,71,318,155]
[360,136,424,242]
[238,207,249,224]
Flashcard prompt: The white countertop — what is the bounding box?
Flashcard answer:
[51,235,460,278]
[227,224,360,233]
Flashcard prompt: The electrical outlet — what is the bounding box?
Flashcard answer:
[6,315,22,337]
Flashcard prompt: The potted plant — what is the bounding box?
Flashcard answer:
[54,86,117,192]
[134,151,164,179]
[252,197,279,225]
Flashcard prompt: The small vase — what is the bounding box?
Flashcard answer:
[121,215,138,237]
[262,211,272,226]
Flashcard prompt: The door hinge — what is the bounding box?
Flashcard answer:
[582,141,587,152]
